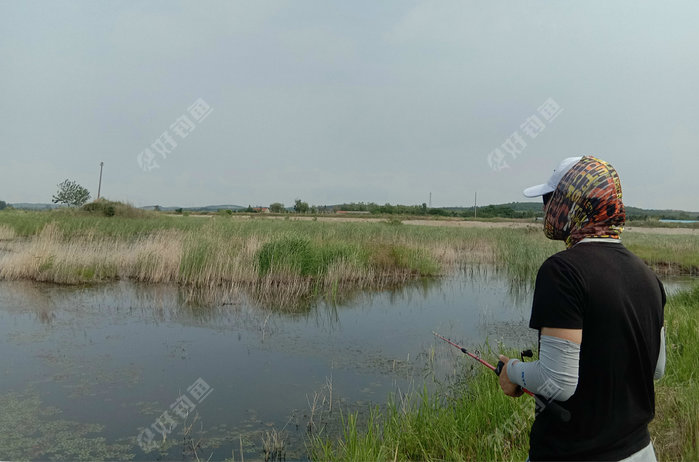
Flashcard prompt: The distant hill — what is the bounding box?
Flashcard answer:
[7,203,245,212]
[445,202,699,220]
[623,206,699,220]
[9,203,65,210]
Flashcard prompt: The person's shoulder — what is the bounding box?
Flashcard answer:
[538,250,583,279]
[560,241,621,264]
[541,249,578,269]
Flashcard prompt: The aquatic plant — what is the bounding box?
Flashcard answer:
[0,391,134,461]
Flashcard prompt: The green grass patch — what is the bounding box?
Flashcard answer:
[257,237,360,277]
[650,284,699,460]
[310,350,534,462]
[180,239,215,281]
[624,234,699,275]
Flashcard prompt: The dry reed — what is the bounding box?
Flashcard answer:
[0,219,494,307]
[3,214,688,307]
[0,224,16,241]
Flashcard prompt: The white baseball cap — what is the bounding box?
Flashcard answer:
[523,156,583,198]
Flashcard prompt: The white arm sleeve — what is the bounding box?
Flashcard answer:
[654,326,666,380]
[506,335,581,401]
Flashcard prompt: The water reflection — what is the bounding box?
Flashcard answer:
[0,268,695,461]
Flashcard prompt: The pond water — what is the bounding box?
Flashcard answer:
[0,269,694,461]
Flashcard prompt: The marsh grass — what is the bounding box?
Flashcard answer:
[624,233,699,275]
[0,211,695,306]
[0,212,495,305]
[492,228,563,285]
[257,237,361,277]
[649,285,699,461]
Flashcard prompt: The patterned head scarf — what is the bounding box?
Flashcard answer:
[544,156,625,248]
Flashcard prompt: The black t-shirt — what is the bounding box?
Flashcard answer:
[528,242,665,461]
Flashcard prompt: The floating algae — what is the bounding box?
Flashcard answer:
[0,391,134,461]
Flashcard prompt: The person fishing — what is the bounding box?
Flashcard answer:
[497,156,666,461]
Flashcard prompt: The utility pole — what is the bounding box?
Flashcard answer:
[429,192,432,208]
[474,191,477,218]
[97,162,104,199]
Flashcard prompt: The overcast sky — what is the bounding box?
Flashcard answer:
[1,1,698,210]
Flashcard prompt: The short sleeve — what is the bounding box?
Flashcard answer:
[657,277,666,308]
[529,255,586,330]
[657,276,666,324]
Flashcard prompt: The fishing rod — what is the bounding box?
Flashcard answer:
[433,331,571,422]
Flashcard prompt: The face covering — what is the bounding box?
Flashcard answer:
[544,156,625,248]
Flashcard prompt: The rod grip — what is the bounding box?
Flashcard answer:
[495,360,504,376]
[536,396,572,423]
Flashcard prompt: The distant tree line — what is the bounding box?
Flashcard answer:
[223,200,542,218]
[176,199,539,218]
[470,204,537,218]
[334,202,538,218]
[624,206,699,221]
[142,197,698,221]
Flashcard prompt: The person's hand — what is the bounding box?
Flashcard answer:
[498,355,524,397]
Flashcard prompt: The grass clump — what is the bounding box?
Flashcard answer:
[180,239,216,282]
[81,198,154,218]
[368,243,440,277]
[256,236,440,281]
[257,237,359,277]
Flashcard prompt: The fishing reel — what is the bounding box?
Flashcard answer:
[494,349,534,375]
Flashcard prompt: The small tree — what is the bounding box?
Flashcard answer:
[270,202,285,213]
[294,199,309,213]
[52,179,91,206]
[0,200,7,210]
